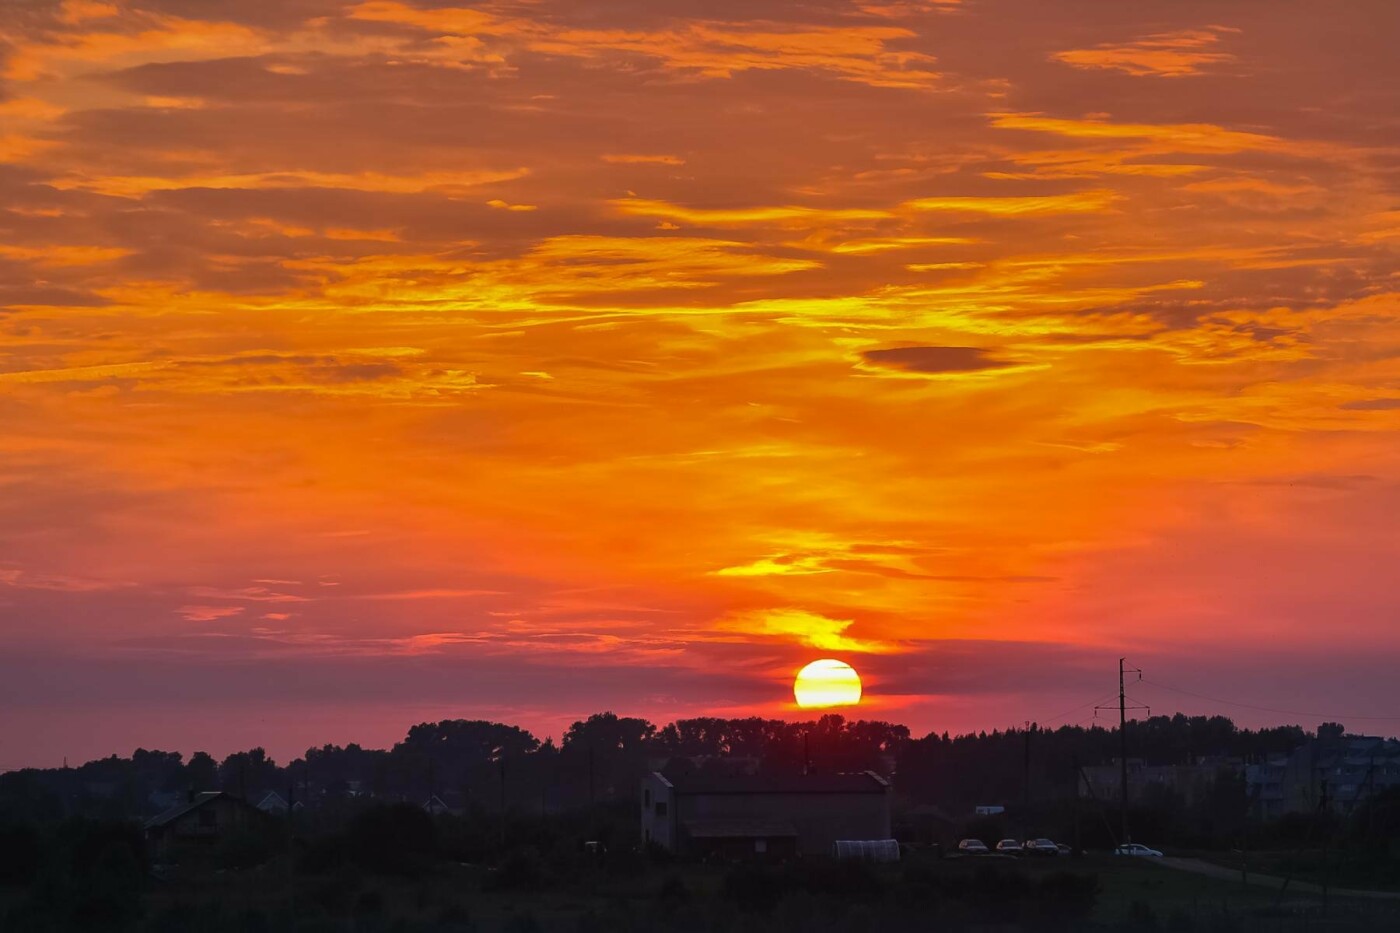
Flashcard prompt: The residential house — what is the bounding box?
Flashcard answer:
[144,791,269,862]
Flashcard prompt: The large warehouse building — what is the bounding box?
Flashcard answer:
[640,770,892,858]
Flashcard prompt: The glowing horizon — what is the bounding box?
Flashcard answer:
[2,0,1400,767]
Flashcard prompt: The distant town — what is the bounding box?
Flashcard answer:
[3,711,1399,930]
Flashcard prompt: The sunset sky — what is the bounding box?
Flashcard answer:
[4,0,1400,767]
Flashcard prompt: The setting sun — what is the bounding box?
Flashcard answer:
[794,659,863,709]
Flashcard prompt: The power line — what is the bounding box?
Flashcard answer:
[1141,678,1400,723]
[1039,692,1122,727]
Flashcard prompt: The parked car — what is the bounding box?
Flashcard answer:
[994,839,1024,855]
[1113,843,1163,857]
[1022,838,1060,856]
[957,838,989,855]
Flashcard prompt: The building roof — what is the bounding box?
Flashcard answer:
[144,791,226,829]
[664,770,889,795]
[256,791,288,812]
[684,819,798,839]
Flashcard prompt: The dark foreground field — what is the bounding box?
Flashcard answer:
[6,845,1399,933]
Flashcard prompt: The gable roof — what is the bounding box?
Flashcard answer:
[664,770,889,795]
[256,791,288,811]
[144,791,227,829]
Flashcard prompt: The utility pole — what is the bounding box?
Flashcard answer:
[1098,658,1146,846]
[498,758,508,847]
[1023,722,1033,818]
[1071,754,1081,856]
[1119,659,1129,844]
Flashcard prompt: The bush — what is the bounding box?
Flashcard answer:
[792,858,884,904]
[1127,899,1162,932]
[955,864,1030,922]
[656,873,689,907]
[722,864,787,913]
[0,821,40,885]
[437,901,472,929]
[1035,870,1100,925]
[216,826,280,870]
[308,870,363,916]
[23,818,149,929]
[504,910,543,933]
[71,836,146,928]
[488,846,551,892]
[346,803,437,876]
[297,832,349,874]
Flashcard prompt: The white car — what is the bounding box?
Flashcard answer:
[1113,843,1163,857]
[994,839,1024,855]
[957,838,989,855]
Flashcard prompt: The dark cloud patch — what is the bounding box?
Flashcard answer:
[0,282,110,310]
[859,346,1014,375]
[1340,398,1400,411]
[1230,473,1378,490]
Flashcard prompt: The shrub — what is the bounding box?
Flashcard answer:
[308,869,363,916]
[954,864,1030,922]
[215,826,280,870]
[488,846,551,892]
[722,864,787,913]
[657,873,690,907]
[437,901,472,928]
[1035,870,1100,925]
[1127,899,1162,932]
[796,858,883,903]
[0,821,39,885]
[504,910,543,933]
[346,803,438,876]
[353,888,385,918]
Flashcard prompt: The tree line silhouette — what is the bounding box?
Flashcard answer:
[0,712,1314,823]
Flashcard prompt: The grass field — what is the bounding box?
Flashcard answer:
[1194,848,1400,896]
[118,850,1400,932]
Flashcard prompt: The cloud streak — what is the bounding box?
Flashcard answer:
[2,0,1400,763]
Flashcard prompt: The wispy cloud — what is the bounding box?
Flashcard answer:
[1053,27,1239,78]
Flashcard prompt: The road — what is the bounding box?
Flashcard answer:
[1154,857,1400,901]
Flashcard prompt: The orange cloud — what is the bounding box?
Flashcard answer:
[1052,27,1239,78]
[3,0,1400,760]
[988,113,1279,154]
[348,1,943,88]
[612,198,893,226]
[718,609,896,654]
[47,168,531,198]
[905,190,1120,214]
[0,245,133,267]
[602,154,687,165]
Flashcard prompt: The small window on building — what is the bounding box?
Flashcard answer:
[198,807,216,828]
[755,839,767,854]
[655,801,667,817]
[644,789,651,807]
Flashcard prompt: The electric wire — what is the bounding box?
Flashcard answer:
[1141,677,1400,723]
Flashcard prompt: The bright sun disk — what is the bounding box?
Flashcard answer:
[793,658,862,708]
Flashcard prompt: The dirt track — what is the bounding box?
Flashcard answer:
[1154,856,1400,901]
